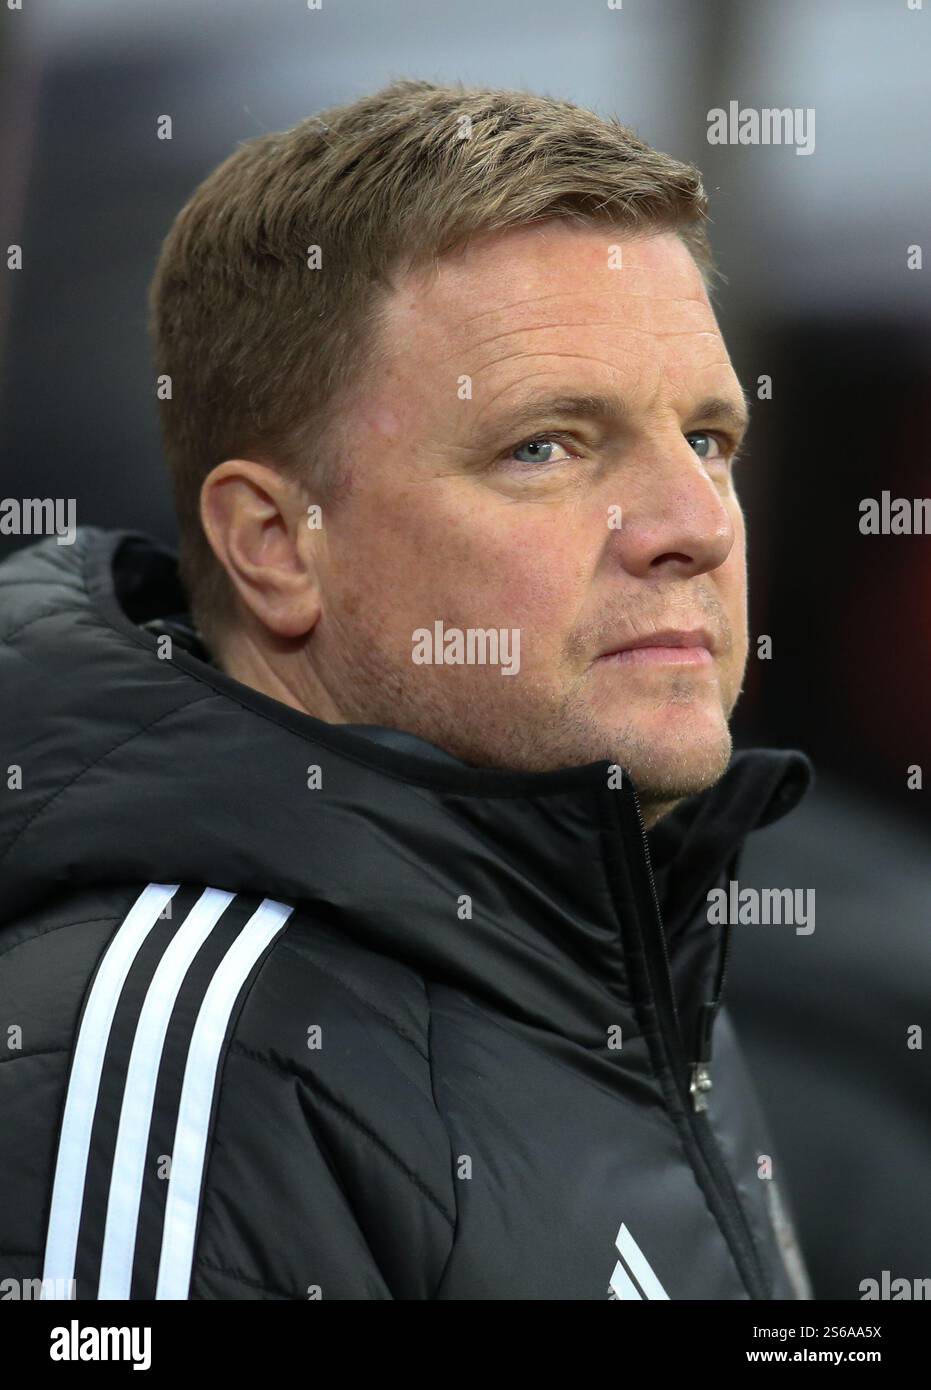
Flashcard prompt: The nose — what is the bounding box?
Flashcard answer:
[609,437,736,580]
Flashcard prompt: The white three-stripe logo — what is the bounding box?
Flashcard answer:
[40,883,293,1300]
[609,1222,670,1299]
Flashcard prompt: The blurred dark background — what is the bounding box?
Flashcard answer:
[1,0,929,1299]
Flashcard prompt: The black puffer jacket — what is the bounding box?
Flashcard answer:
[0,529,813,1300]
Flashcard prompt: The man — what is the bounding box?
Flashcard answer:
[0,78,812,1300]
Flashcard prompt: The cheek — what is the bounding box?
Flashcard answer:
[718,516,749,659]
[389,490,588,626]
[721,500,747,591]
[328,469,593,667]
[721,539,747,598]
[452,514,592,642]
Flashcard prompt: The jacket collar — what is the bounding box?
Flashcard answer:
[0,528,812,1042]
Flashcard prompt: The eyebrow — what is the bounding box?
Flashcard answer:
[482,390,752,446]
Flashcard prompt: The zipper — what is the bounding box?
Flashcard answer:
[622,784,769,1300]
[690,1003,716,1113]
[691,883,735,1113]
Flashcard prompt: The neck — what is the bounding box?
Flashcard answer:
[216,627,346,724]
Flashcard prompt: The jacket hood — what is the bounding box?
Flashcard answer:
[0,529,812,1041]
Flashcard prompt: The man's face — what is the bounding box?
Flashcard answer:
[311,223,750,808]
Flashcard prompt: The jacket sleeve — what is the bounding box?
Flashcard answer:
[0,884,453,1299]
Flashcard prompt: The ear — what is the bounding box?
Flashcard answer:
[199,459,321,639]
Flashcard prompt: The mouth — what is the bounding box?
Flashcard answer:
[595,628,716,667]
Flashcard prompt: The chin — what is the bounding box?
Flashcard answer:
[611,702,734,803]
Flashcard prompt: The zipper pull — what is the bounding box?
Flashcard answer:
[690,1061,713,1112]
[690,1002,717,1112]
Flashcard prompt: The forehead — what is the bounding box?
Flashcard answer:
[380,223,722,364]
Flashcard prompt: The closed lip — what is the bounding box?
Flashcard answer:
[597,628,717,658]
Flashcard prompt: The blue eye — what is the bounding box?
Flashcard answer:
[686,432,724,460]
[509,436,571,466]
